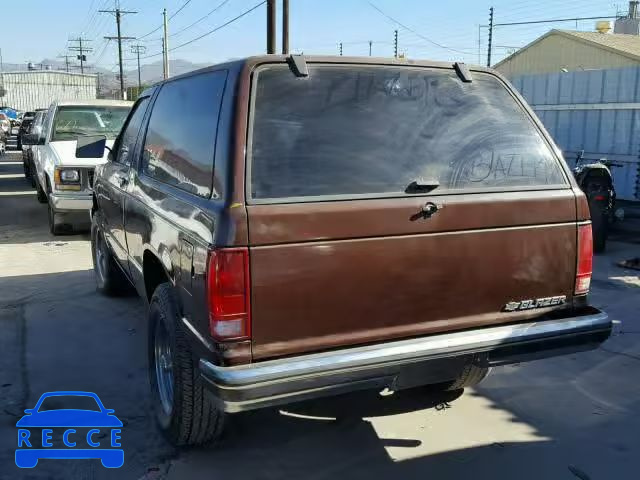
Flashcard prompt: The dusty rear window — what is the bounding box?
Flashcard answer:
[249,65,566,201]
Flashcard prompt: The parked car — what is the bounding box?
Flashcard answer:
[0,127,6,156]
[17,111,36,150]
[22,110,47,184]
[89,56,611,447]
[0,113,10,136]
[22,100,132,234]
[0,107,20,127]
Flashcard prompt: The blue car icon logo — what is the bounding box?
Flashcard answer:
[15,391,123,468]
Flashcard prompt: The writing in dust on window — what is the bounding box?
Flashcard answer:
[454,150,559,188]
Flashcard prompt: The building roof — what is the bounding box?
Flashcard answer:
[494,29,640,69]
[556,29,640,59]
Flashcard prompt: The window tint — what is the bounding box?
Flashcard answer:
[142,70,227,197]
[116,97,150,165]
[250,66,566,200]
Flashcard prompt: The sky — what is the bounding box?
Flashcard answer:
[0,0,626,72]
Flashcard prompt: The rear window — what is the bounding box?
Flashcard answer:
[249,65,566,201]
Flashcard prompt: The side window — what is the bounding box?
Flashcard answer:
[142,70,227,197]
[115,97,150,166]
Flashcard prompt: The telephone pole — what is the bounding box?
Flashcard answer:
[369,40,373,56]
[267,0,276,54]
[68,38,92,74]
[487,7,494,67]
[282,0,289,54]
[162,9,169,79]
[394,30,398,58]
[57,54,74,73]
[100,4,137,100]
[131,44,146,92]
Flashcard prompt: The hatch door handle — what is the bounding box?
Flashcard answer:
[410,202,441,221]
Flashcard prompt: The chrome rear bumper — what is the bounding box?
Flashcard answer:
[200,308,610,412]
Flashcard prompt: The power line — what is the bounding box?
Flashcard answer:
[366,1,472,55]
[137,0,194,39]
[171,0,231,37]
[134,1,266,60]
[94,39,112,66]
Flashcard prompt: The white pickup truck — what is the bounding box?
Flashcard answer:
[24,100,132,234]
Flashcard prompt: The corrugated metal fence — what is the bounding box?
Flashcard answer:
[512,67,640,201]
[0,71,97,112]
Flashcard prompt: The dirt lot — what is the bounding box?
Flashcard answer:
[1,150,640,480]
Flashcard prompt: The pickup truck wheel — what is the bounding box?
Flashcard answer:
[592,214,608,253]
[35,178,47,203]
[445,363,490,391]
[149,283,225,446]
[91,224,128,295]
[22,160,31,180]
[28,160,36,187]
[48,201,65,235]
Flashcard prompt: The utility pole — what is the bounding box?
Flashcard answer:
[163,8,169,79]
[394,30,398,58]
[0,48,3,72]
[101,4,137,100]
[339,42,343,56]
[57,54,74,73]
[131,44,146,93]
[267,0,276,54]
[282,0,289,54]
[487,7,494,67]
[369,40,372,56]
[68,37,92,74]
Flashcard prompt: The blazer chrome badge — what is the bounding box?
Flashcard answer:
[503,295,566,312]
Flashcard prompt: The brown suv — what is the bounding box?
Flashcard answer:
[88,55,610,446]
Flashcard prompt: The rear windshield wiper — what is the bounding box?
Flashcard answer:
[405,178,440,194]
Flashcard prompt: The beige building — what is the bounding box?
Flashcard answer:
[494,29,640,78]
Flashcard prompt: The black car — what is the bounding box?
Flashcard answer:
[0,127,6,156]
[17,111,36,150]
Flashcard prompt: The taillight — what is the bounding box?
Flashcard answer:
[207,248,251,340]
[575,224,593,295]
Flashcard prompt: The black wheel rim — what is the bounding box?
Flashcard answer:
[154,320,174,416]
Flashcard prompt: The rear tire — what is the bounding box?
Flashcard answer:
[35,177,47,203]
[149,283,225,446]
[592,214,608,254]
[91,222,129,295]
[445,362,491,391]
[23,160,31,180]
